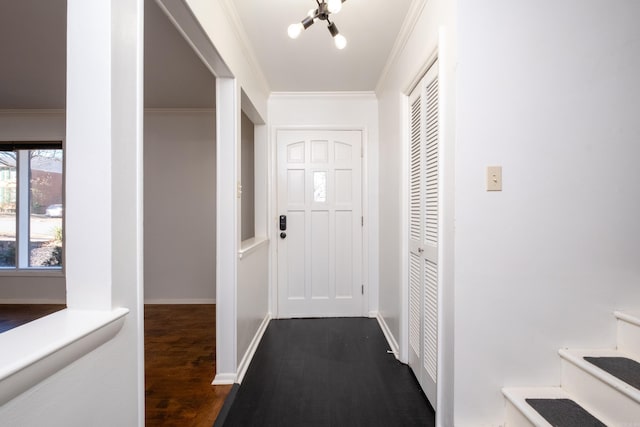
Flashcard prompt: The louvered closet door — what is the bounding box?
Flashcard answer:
[407,60,439,407]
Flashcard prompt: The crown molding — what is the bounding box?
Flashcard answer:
[0,109,65,115]
[219,0,271,94]
[375,0,428,93]
[269,91,377,101]
[144,108,215,113]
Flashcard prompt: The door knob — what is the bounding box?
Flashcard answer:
[280,232,287,239]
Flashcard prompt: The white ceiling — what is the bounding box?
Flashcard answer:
[0,0,411,109]
[230,0,412,92]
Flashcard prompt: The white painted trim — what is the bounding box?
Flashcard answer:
[615,310,640,327]
[238,237,269,259]
[0,299,66,304]
[143,299,216,304]
[375,0,428,93]
[143,108,215,113]
[215,77,239,380]
[212,373,236,385]
[399,86,410,365]
[270,91,376,101]
[219,0,271,92]
[0,109,66,115]
[154,0,233,78]
[235,313,271,384]
[376,312,400,359]
[0,270,64,278]
[0,308,129,406]
[559,348,640,404]
[403,50,439,97]
[269,125,371,319]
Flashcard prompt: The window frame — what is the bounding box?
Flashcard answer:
[0,141,64,275]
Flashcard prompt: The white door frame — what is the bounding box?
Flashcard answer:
[400,28,455,427]
[270,125,371,319]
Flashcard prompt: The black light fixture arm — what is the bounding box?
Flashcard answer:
[288,0,347,49]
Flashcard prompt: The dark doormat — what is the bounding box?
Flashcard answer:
[584,356,640,390]
[216,318,435,427]
[526,398,606,427]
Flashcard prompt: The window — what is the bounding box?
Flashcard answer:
[0,142,64,270]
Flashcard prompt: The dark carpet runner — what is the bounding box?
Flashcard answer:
[216,318,434,427]
[584,356,640,390]
[526,398,606,427]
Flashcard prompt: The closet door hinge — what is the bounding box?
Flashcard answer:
[361,285,364,295]
[361,216,364,226]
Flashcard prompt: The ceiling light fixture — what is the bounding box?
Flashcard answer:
[287,0,347,50]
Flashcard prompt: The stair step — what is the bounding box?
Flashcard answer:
[584,356,640,390]
[560,348,640,425]
[526,398,606,427]
[615,311,640,359]
[503,387,610,427]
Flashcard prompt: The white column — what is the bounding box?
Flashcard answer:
[65,0,113,309]
[214,77,239,383]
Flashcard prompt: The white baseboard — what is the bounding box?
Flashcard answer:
[235,313,272,384]
[144,298,216,304]
[376,312,400,359]
[211,373,236,385]
[0,299,66,304]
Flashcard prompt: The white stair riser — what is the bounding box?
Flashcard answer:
[618,319,640,359]
[561,359,640,425]
[505,400,538,427]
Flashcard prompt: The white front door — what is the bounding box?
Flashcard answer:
[277,130,363,318]
[408,60,440,407]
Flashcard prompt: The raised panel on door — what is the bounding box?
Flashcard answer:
[277,130,363,318]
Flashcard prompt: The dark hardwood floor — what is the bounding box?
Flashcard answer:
[0,304,66,333]
[220,318,435,427]
[145,304,231,427]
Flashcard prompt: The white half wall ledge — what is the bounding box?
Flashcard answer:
[0,307,129,406]
[238,237,269,260]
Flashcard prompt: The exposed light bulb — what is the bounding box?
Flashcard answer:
[327,0,342,14]
[288,23,303,39]
[334,34,347,49]
[308,8,317,18]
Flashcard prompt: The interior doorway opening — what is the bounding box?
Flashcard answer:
[142,0,229,424]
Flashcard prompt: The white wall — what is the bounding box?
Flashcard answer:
[0,111,66,303]
[268,92,380,317]
[144,110,216,303]
[454,1,640,425]
[0,0,144,424]
[237,243,269,366]
[375,0,456,424]
[180,0,271,382]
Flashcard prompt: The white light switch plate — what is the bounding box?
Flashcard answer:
[487,166,502,191]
